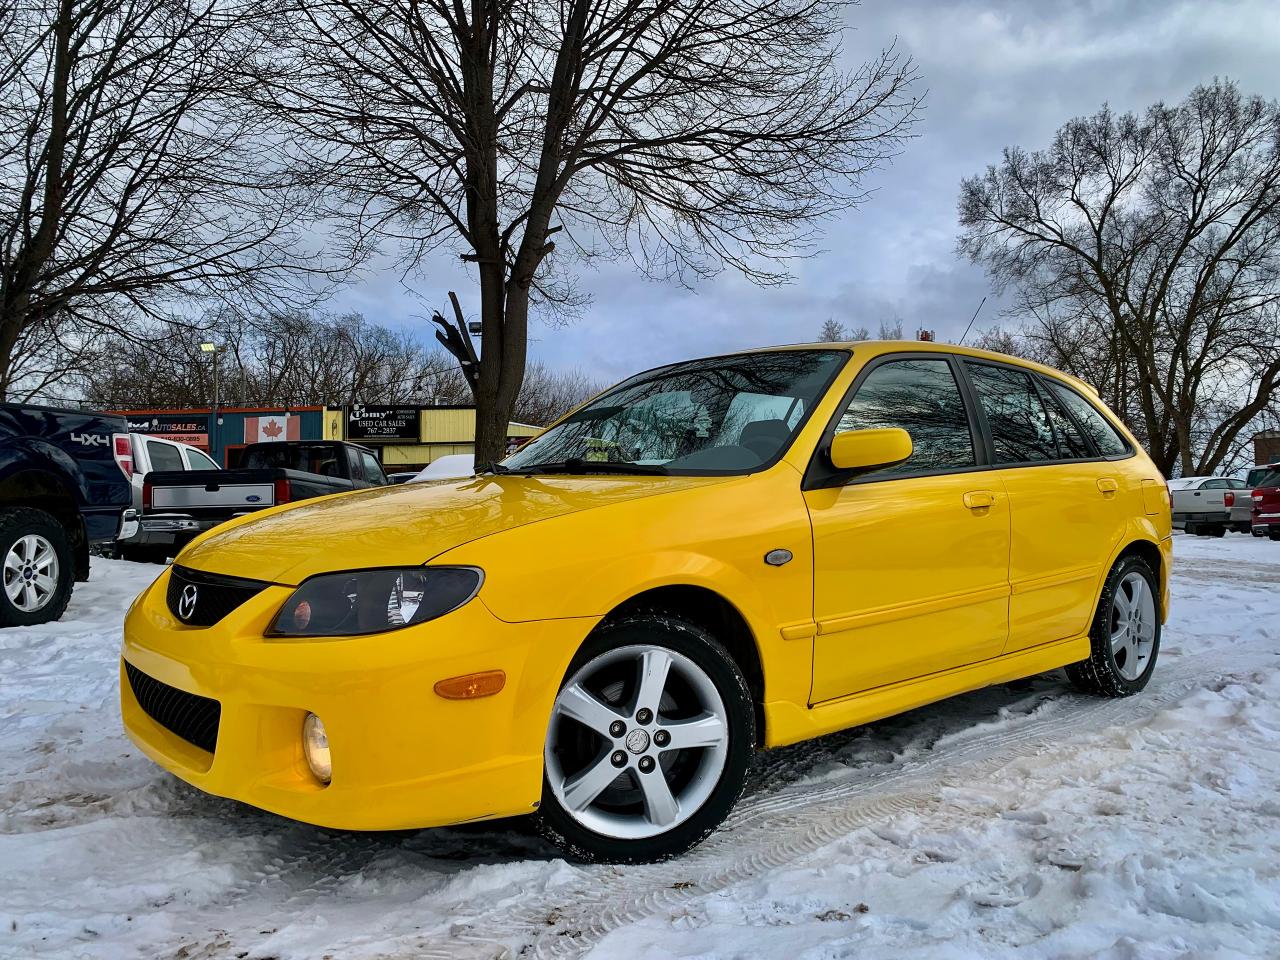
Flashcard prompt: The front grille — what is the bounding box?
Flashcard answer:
[166,564,268,627]
[125,661,221,754]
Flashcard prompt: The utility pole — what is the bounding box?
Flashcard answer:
[200,342,224,463]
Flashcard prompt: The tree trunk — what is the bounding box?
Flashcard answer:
[472,279,529,464]
[0,311,22,401]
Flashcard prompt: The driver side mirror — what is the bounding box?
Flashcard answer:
[828,428,913,473]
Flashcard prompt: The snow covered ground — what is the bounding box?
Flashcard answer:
[1,535,1278,959]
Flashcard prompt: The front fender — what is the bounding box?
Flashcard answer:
[434,464,818,712]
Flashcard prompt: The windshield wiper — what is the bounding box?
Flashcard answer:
[514,458,669,476]
[473,460,513,475]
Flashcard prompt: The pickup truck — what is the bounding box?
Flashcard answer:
[1167,475,1250,536]
[140,440,389,550]
[113,434,221,562]
[0,402,132,625]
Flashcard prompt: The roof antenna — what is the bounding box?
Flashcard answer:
[959,296,987,345]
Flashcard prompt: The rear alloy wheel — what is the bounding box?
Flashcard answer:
[0,508,74,627]
[536,616,754,863]
[1067,555,1160,697]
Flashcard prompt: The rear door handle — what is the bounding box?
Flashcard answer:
[963,490,996,510]
[1097,477,1119,496]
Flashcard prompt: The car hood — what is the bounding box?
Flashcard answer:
[178,473,731,585]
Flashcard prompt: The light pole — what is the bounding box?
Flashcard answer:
[200,342,224,463]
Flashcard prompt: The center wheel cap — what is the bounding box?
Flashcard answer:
[624,729,651,754]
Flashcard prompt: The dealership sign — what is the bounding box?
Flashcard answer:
[126,414,209,447]
[347,404,420,442]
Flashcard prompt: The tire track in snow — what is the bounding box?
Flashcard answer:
[376,639,1280,960]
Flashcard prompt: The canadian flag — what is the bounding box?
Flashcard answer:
[243,414,300,443]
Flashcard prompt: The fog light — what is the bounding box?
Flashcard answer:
[303,713,331,784]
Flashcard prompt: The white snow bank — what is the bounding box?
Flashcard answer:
[0,532,1277,959]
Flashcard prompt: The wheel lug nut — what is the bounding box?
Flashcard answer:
[653,730,670,747]
[636,708,653,725]
[609,720,626,737]
[638,756,655,773]
[611,750,627,767]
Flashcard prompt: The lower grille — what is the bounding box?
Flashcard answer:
[125,661,221,754]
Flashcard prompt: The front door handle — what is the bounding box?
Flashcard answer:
[1097,477,1119,496]
[963,490,996,510]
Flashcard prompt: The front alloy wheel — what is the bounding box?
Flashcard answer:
[537,616,754,862]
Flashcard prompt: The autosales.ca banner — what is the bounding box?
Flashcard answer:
[127,415,209,447]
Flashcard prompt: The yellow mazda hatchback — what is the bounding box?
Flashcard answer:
[121,341,1171,862]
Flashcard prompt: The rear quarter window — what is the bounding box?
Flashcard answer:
[1043,381,1130,457]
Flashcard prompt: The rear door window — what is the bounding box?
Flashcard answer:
[835,357,976,478]
[965,362,1058,464]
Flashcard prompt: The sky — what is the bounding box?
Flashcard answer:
[328,0,1280,385]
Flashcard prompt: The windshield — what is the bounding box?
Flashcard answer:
[1166,478,1202,490]
[503,350,847,476]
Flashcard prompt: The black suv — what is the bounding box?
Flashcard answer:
[0,402,132,625]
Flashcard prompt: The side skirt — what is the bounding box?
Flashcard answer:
[762,635,1090,749]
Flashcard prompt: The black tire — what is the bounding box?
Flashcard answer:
[534,614,755,863]
[1209,524,1226,538]
[0,507,75,627]
[1066,555,1160,698]
[1270,529,1280,542]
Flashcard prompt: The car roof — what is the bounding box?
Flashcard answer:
[716,340,1101,397]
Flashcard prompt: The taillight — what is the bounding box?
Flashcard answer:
[274,477,291,505]
[112,434,134,479]
[142,479,152,510]
[1225,491,1235,508]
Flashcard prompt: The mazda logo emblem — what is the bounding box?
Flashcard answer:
[177,584,199,620]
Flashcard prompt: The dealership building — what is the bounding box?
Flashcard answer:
[117,405,541,470]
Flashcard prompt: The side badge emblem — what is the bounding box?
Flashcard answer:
[764,549,793,567]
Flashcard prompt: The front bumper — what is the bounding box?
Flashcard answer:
[120,566,596,830]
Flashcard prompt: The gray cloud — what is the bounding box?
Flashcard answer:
[328,0,1280,383]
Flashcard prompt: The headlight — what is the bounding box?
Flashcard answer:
[267,566,483,638]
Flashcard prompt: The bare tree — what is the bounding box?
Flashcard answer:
[0,0,335,400]
[959,80,1280,476]
[513,361,602,427]
[248,0,921,460]
[818,318,846,342]
[876,317,903,340]
[82,310,471,408]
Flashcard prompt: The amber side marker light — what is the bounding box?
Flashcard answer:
[434,670,506,700]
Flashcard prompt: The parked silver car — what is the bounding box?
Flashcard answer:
[1167,475,1249,536]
